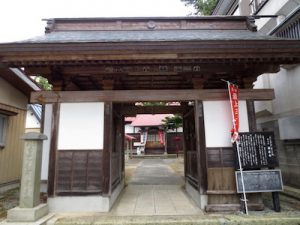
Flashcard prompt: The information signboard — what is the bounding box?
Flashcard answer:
[234,132,278,169]
[235,169,283,193]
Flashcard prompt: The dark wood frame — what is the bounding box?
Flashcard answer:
[31,89,275,104]
[47,103,60,197]
[103,102,113,196]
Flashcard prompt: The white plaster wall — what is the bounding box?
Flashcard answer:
[279,116,300,140]
[270,67,300,115]
[250,0,300,140]
[254,74,273,115]
[264,66,300,139]
[125,124,135,133]
[41,104,52,180]
[203,101,249,147]
[58,103,104,150]
[167,127,183,133]
[0,77,28,109]
[256,66,300,117]
[26,110,40,129]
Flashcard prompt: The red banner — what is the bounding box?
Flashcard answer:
[228,82,239,143]
[158,130,164,145]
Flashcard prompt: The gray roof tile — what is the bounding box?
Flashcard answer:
[19,29,282,44]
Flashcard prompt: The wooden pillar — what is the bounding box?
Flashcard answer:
[103,102,113,195]
[246,100,257,131]
[47,103,60,197]
[182,116,187,178]
[121,116,125,175]
[243,76,257,89]
[194,100,207,193]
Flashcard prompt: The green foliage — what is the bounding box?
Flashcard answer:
[142,102,166,106]
[162,115,183,130]
[182,0,218,15]
[34,76,52,90]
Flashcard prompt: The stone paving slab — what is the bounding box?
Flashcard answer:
[129,159,184,185]
[49,214,300,225]
[111,185,202,216]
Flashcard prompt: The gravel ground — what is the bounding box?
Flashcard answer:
[0,188,19,221]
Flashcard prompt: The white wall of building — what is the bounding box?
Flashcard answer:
[0,77,28,109]
[58,103,104,150]
[26,110,40,129]
[125,124,135,133]
[232,0,300,140]
[203,101,249,147]
[167,127,183,133]
[41,104,52,180]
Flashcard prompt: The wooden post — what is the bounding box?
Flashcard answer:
[194,100,207,193]
[272,192,281,212]
[246,100,257,131]
[103,102,113,195]
[47,103,60,197]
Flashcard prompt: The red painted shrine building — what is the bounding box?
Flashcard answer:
[0,16,300,212]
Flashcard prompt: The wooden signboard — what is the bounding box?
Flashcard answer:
[234,132,278,169]
[235,169,283,193]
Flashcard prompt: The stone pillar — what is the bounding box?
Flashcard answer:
[7,132,49,222]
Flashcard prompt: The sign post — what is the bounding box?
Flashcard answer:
[226,81,249,215]
[234,132,282,212]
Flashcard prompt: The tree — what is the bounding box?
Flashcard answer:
[33,76,52,90]
[142,102,166,106]
[162,115,183,132]
[181,0,218,15]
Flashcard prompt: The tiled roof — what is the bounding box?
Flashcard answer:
[28,104,42,122]
[19,29,281,44]
[130,114,173,127]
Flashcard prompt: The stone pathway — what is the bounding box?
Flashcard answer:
[129,159,184,185]
[111,159,202,216]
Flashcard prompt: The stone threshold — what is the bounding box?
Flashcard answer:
[47,214,300,225]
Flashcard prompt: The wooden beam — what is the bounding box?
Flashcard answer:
[30,89,275,104]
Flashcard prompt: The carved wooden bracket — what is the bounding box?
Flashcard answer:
[102,79,114,90]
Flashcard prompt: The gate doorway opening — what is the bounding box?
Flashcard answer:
[110,102,203,215]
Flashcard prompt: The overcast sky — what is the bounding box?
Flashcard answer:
[0,0,194,43]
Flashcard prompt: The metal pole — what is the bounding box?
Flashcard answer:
[235,140,249,215]
[226,80,248,215]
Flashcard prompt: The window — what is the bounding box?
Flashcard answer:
[250,0,268,15]
[0,115,7,148]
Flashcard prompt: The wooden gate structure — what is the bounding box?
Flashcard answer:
[0,16,300,212]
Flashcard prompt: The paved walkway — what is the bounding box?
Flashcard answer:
[111,159,202,216]
[129,159,184,185]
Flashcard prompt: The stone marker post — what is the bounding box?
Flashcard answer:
[7,132,49,222]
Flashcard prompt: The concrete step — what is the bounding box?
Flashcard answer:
[47,214,300,225]
[281,186,300,201]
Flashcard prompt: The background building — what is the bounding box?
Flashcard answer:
[213,0,300,188]
[125,114,183,155]
[0,68,39,192]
